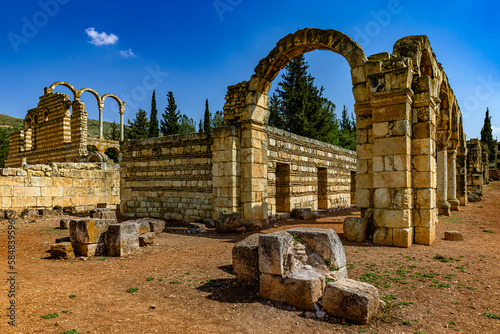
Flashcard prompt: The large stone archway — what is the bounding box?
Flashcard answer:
[216,29,465,247]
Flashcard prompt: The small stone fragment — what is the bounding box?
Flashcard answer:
[444,231,464,241]
[139,232,155,246]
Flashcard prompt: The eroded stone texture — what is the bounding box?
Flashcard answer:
[106,223,139,257]
[89,208,117,221]
[444,231,464,241]
[215,212,241,233]
[322,279,379,324]
[139,232,155,246]
[69,218,112,244]
[343,217,368,242]
[232,233,261,286]
[51,242,75,259]
[72,242,106,257]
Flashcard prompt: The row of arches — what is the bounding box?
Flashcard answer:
[46,81,126,140]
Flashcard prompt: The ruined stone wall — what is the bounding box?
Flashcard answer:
[0,163,119,212]
[119,134,213,219]
[467,139,483,195]
[266,127,356,217]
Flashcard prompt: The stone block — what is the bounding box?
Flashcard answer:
[259,272,325,311]
[343,217,368,243]
[414,226,436,245]
[286,228,346,269]
[232,233,260,286]
[139,232,155,246]
[148,219,166,234]
[259,231,293,275]
[444,231,464,241]
[106,223,139,257]
[322,279,379,324]
[60,218,71,229]
[374,209,411,228]
[290,208,312,220]
[51,242,75,259]
[126,219,153,234]
[373,227,392,246]
[69,218,112,244]
[89,208,117,221]
[392,228,413,248]
[5,210,19,220]
[215,212,241,232]
[55,236,71,243]
[72,242,106,257]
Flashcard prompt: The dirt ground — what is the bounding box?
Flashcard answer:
[0,183,499,334]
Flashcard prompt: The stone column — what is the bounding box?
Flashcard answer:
[371,89,414,248]
[98,103,104,138]
[447,149,460,210]
[456,136,468,206]
[119,107,125,141]
[354,102,373,221]
[436,145,451,216]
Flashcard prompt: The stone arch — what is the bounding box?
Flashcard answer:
[48,81,78,99]
[102,94,125,111]
[420,50,434,78]
[438,81,451,146]
[252,28,367,96]
[78,88,102,109]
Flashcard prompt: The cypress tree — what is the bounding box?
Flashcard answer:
[203,99,212,134]
[160,91,180,136]
[480,108,495,162]
[148,90,159,137]
[126,108,149,139]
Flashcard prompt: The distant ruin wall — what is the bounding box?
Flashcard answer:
[120,134,214,219]
[0,163,120,212]
[266,127,356,217]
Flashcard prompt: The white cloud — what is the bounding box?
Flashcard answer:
[85,27,118,46]
[120,49,136,58]
[492,125,500,136]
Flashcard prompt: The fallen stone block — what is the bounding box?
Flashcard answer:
[215,212,241,232]
[89,208,117,220]
[38,209,54,217]
[21,208,38,219]
[97,203,107,208]
[106,223,139,257]
[467,191,481,202]
[72,242,106,257]
[343,217,368,243]
[5,210,19,220]
[259,231,293,275]
[69,218,112,244]
[148,219,166,234]
[232,233,261,286]
[52,206,63,215]
[63,206,76,215]
[322,278,379,324]
[259,272,325,311]
[139,232,155,246]
[444,231,464,241]
[60,218,71,229]
[290,208,313,220]
[125,219,152,234]
[51,242,75,259]
[55,236,71,243]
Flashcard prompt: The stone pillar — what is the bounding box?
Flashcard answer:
[71,98,88,156]
[354,102,373,221]
[436,145,450,216]
[447,149,460,211]
[119,107,125,141]
[98,104,104,138]
[371,89,414,248]
[411,78,437,246]
[456,136,468,206]
[211,125,241,218]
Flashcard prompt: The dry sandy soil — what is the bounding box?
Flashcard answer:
[1,183,499,334]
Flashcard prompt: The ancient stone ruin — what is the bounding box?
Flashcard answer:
[6,81,124,167]
[233,228,379,324]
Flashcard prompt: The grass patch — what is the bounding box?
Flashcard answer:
[400,320,412,326]
[483,312,500,319]
[97,257,109,261]
[483,230,495,233]
[146,277,154,281]
[40,313,59,319]
[169,280,182,284]
[59,330,79,334]
[125,288,139,293]
[69,294,76,299]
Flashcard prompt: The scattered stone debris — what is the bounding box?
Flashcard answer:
[444,231,464,241]
[5,209,19,220]
[89,208,117,220]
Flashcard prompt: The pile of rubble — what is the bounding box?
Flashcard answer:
[232,228,379,324]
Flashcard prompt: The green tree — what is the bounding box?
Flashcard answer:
[203,99,212,134]
[268,54,340,145]
[0,128,10,168]
[108,121,120,141]
[148,90,159,137]
[161,91,180,136]
[212,110,224,129]
[179,114,196,134]
[481,108,495,162]
[126,108,149,139]
[339,105,356,150]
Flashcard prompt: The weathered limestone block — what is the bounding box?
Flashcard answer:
[126,219,152,235]
[232,233,261,286]
[51,242,75,259]
[259,272,326,311]
[52,206,63,215]
[343,217,368,243]
[21,208,38,219]
[215,212,241,233]
[63,206,76,215]
[139,232,155,246]
[322,279,379,324]
[69,218,112,244]
[0,209,4,220]
[148,219,166,234]
[286,228,346,269]
[89,208,117,221]
[60,218,71,229]
[467,191,481,202]
[106,223,139,257]
[259,231,293,275]
[444,231,464,241]
[72,242,106,257]
[5,210,19,220]
[55,236,71,243]
[290,208,313,220]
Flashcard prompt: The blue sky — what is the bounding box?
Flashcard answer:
[1,0,499,139]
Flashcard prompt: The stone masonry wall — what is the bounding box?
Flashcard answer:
[120,134,213,220]
[0,162,119,212]
[266,127,356,217]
